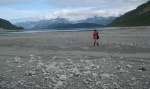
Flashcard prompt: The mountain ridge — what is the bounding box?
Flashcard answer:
[109,0,150,26]
[46,23,103,29]
[0,18,24,30]
[14,16,115,29]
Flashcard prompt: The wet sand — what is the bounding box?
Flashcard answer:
[0,27,150,89]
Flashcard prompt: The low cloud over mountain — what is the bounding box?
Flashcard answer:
[14,16,116,29]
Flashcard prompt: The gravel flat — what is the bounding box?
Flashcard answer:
[0,27,150,89]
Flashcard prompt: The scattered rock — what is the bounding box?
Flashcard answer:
[100,73,111,78]
[119,57,123,59]
[70,67,81,76]
[14,56,21,63]
[83,71,91,76]
[83,78,92,84]
[25,70,36,76]
[2,55,150,89]
[139,67,146,71]
[118,69,125,73]
[115,65,121,69]
[96,81,101,86]
[45,65,59,73]
[50,77,57,83]
[54,81,63,89]
[52,56,58,60]
[29,55,34,57]
[126,64,132,68]
[92,73,98,78]
[66,59,73,64]
[131,77,136,81]
[36,61,45,68]
[59,75,67,81]
[28,59,34,63]
[17,65,23,68]
[6,61,10,63]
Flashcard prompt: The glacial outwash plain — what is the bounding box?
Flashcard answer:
[0,27,150,89]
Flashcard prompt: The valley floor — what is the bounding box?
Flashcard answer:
[0,26,150,89]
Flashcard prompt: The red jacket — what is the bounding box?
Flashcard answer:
[93,31,99,39]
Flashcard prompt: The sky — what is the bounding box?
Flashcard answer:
[0,0,149,23]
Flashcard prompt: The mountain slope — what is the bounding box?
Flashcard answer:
[109,1,150,26]
[0,18,24,30]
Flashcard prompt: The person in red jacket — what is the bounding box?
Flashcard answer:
[93,29,99,46]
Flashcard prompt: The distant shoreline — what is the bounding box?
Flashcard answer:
[0,27,104,34]
[1,26,150,34]
[1,26,149,34]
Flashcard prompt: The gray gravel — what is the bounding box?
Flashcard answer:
[0,27,150,89]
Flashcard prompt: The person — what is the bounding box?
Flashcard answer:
[93,29,99,46]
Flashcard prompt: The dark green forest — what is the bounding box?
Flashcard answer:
[0,18,23,30]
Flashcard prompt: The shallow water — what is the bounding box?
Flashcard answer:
[0,27,113,34]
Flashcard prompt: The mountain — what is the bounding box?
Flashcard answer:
[14,18,73,29]
[78,16,116,26]
[109,1,150,26]
[46,23,103,29]
[14,16,115,29]
[32,18,74,29]
[15,21,37,29]
[32,18,103,29]
[0,18,24,30]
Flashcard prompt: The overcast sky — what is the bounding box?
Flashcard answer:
[0,0,149,22]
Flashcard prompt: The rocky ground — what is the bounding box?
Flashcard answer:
[0,27,150,89]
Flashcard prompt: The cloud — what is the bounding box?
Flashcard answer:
[1,0,148,7]
[0,0,34,5]
[11,8,120,23]
[10,0,149,23]
[44,0,105,8]
[38,0,148,22]
[44,0,148,8]
[5,0,149,23]
[40,0,147,21]
[0,7,43,20]
[39,8,127,21]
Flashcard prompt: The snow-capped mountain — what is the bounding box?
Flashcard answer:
[14,21,38,29]
[78,16,116,25]
[14,16,117,29]
[32,18,74,29]
[14,18,73,29]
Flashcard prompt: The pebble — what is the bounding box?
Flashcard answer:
[1,55,149,89]
[92,73,98,78]
[96,81,101,86]
[131,77,136,81]
[59,75,67,81]
[71,67,81,76]
[24,70,35,76]
[45,65,59,73]
[126,64,132,68]
[52,56,58,60]
[83,71,91,75]
[54,81,63,89]
[100,73,111,78]
[14,56,21,63]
